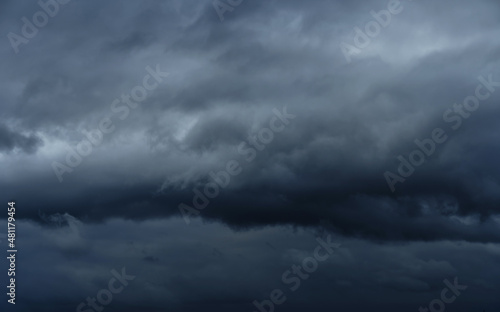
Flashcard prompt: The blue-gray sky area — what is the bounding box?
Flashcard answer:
[1,0,500,311]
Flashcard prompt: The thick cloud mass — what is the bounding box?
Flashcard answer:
[1,0,500,311]
[2,0,500,242]
[3,217,500,311]
[0,124,42,153]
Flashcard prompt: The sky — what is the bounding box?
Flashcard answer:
[1,0,500,311]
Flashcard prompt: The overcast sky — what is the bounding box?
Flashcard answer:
[1,0,500,311]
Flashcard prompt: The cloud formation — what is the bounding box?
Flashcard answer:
[1,0,500,243]
[1,0,500,310]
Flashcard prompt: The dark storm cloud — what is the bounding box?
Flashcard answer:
[4,217,499,311]
[2,0,500,311]
[1,0,500,244]
[0,123,42,153]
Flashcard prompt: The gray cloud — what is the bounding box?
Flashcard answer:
[4,217,498,311]
[2,0,500,310]
[0,123,43,153]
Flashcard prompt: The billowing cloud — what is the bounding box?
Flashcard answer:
[2,0,500,310]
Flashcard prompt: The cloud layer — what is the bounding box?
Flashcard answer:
[1,0,500,310]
